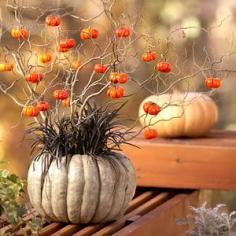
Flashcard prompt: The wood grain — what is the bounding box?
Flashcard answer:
[112,191,199,236]
[71,191,156,236]
[93,192,170,236]
[123,130,236,190]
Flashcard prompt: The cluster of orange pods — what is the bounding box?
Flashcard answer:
[10,14,222,128]
[22,89,70,117]
[143,101,161,115]
[156,62,172,73]
[141,51,172,73]
[22,101,49,117]
[25,73,44,83]
[142,101,161,140]
[205,77,221,89]
[57,39,76,52]
[11,27,28,40]
[107,72,129,99]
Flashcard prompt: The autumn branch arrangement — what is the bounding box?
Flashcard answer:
[0,0,234,142]
[0,0,236,233]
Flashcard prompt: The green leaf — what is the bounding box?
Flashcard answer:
[17,205,27,217]
[27,216,44,233]
[7,174,19,183]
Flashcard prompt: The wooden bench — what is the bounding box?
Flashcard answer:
[1,130,235,235]
[0,188,199,236]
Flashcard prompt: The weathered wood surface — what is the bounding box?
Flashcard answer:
[123,130,236,190]
[113,190,199,236]
[0,188,199,236]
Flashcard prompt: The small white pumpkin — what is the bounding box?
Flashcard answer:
[139,92,218,138]
[27,153,136,223]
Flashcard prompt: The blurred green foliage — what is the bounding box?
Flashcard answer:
[0,162,43,234]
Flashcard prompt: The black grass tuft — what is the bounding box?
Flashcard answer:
[28,101,135,165]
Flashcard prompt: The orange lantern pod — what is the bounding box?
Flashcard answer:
[11,27,29,39]
[59,38,76,49]
[71,61,81,70]
[59,39,68,48]
[90,29,99,38]
[53,89,69,100]
[142,52,157,62]
[143,101,153,113]
[156,62,172,73]
[0,63,14,72]
[109,72,128,84]
[117,73,128,84]
[109,73,119,84]
[148,104,161,115]
[144,129,158,139]
[22,106,40,117]
[45,15,61,26]
[80,28,91,40]
[143,102,161,115]
[37,101,49,112]
[39,53,52,63]
[57,45,69,53]
[106,88,112,97]
[107,86,124,98]
[80,27,99,40]
[115,27,131,38]
[66,39,76,48]
[25,73,44,83]
[94,64,108,73]
[205,77,221,89]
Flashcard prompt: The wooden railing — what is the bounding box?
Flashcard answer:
[123,130,236,190]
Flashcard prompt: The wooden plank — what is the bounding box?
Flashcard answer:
[72,223,107,236]
[123,130,236,190]
[93,192,170,236]
[39,223,63,236]
[51,224,82,236]
[126,191,156,213]
[113,191,199,236]
[72,191,156,236]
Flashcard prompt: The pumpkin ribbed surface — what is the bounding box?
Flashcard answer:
[27,153,136,223]
[139,92,218,138]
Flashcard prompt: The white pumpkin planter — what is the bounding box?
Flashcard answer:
[139,92,218,138]
[27,153,136,223]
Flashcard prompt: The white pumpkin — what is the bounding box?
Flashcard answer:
[27,153,136,223]
[139,92,218,138]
